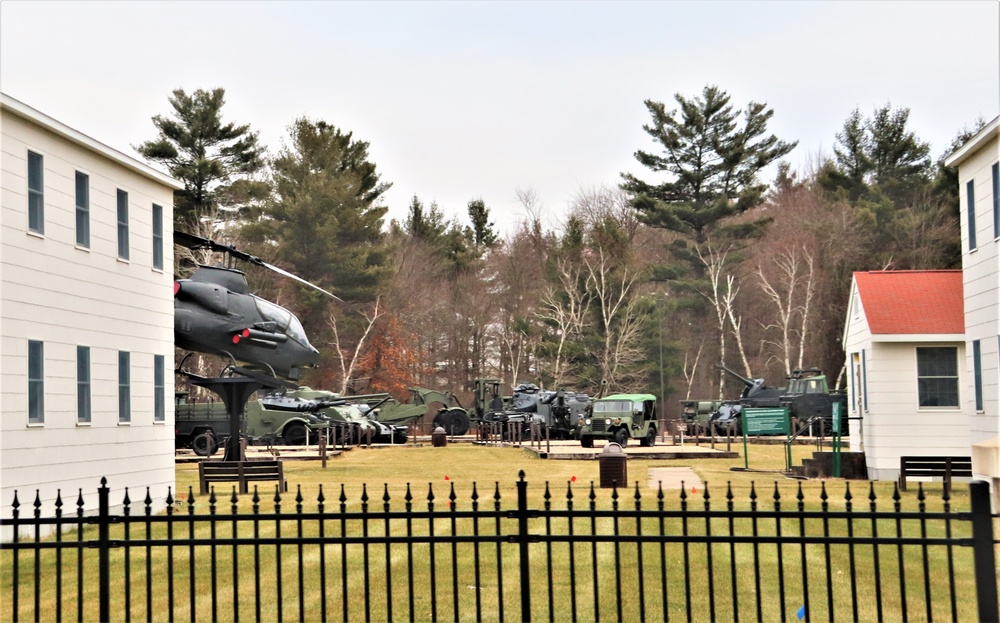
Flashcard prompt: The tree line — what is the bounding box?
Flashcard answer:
[140,86,985,411]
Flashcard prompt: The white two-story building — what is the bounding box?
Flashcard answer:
[1,94,182,532]
[945,115,1000,501]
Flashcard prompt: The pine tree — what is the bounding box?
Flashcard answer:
[135,87,267,227]
[621,85,797,248]
[467,198,499,248]
[261,117,391,303]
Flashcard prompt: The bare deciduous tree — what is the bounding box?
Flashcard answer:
[328,297,383,394]
[536,258,591,387]
[696,244,732,400]
[682,342,705,400]
[584,247,646,391]
[756,246,816,375]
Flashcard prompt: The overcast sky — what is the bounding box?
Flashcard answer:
[2,1,998,235]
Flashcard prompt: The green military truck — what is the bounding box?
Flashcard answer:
[175,390,337,456]
[579,393,658,448]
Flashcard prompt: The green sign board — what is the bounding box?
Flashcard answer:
[831,401,842,434]
[742,407,789,435]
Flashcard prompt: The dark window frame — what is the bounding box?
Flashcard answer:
[76,171,90,248]
[27,151,44,234]
[117,189,129,260]
[118,351,131,423]
[152,203,163,270]
[967,180,977,250]
[916,346,960,408]
[973,340,983,412]
[992,162,999,239]
[154,354,165,422]
[28,340,44,424]
[77,345,91,423]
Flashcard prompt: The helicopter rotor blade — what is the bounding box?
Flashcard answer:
[262,261,343,302]
[175,231,341,302]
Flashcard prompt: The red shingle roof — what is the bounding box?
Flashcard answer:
[854,271,964,335]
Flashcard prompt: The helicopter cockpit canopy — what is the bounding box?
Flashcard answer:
[253,295,311,346]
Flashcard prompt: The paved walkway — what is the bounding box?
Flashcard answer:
[517,439,738,460]
[647,467,704,491]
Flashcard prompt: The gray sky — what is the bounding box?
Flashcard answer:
[2,1,998,235]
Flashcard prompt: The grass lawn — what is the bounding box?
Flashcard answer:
[2,441,985,622]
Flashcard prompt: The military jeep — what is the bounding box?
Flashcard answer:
[579,393,658,448]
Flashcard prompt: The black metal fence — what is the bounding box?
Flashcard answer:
[2,473,997,622]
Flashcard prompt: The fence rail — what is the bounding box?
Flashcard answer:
[2,473,997,622]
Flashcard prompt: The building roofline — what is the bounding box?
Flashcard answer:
[944,115,1000,168]
[1,93,184,191]
[871,334,966,343]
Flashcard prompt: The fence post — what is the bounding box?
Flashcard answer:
[98,478,110,622]
[516,471,531,622]
[970,480,999,623]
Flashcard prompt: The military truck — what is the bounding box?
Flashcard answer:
[579,393,658,448]
[779,368,849,435]
[175,390,339,456]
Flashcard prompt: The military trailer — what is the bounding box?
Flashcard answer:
[579,393,658,448]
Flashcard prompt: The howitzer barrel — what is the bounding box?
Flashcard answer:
[715,363,754,387]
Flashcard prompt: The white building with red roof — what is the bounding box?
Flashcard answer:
[843,270,970,481]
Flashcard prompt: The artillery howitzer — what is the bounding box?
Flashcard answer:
[485,382,591,440]
[701,364,786,434]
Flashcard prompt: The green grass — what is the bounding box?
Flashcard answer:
[1,442,986,622]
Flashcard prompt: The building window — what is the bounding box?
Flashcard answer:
[76,172,90,247]
[967,180,976,250]
[992,163,999,239]
[28,151,44,234]
[916,347,959,408]
[28,340,44,423]
[152,203,164,270]
[154,354,165,422]
[117,189,129,260]
[119,351,131,423]
[973,340,983,411]
[77,346,91,423]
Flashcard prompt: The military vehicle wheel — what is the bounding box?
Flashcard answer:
[191,432,218,456]
[642,428,656,447]
[283,423,308,445]
[614,428,628,447]
[580,437,594,448]
[434,408,470,436]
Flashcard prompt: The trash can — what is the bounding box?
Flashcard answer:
[598,442,627,488]
[431,426,448,447]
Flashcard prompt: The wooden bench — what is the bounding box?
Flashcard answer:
[198,460,287,495]
[899,456,972,494]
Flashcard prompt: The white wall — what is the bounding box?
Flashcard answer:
[956,131,1000,483]
[842,279,871,454]
[859,342,970,480]
[1,107,177,530]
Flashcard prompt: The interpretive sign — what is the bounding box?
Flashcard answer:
[742,407,789,435]
[741,407,791,470]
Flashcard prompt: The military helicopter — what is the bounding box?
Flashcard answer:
[173,231,339,381]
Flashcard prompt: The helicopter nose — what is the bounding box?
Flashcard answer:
[305,345,321,364]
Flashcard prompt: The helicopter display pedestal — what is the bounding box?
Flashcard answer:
[187,369,290,462]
